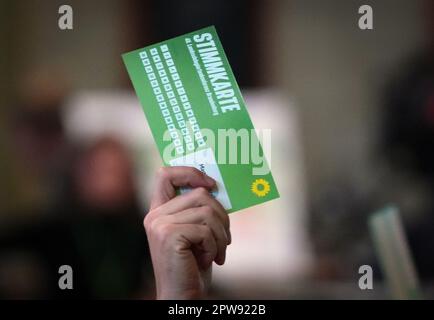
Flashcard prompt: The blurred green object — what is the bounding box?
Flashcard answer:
[369,206,422,299]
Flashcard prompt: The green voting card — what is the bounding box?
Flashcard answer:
[122,26,279,213]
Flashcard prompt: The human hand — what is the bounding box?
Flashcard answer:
[144,167,231,299]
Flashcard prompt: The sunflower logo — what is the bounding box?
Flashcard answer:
[251,178,271,197]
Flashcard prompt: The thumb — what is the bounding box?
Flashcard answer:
[151,166,215,209]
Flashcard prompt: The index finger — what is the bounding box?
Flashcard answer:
[150,166,216,210]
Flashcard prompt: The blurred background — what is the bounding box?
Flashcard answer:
[1,0,434,299]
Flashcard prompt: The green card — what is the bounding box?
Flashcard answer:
[122,25,279,213]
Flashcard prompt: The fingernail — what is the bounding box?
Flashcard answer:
[205,175,215,187]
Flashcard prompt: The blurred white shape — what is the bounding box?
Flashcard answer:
[62,90,152,147]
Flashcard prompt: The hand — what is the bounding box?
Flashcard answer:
[144,167,231,299]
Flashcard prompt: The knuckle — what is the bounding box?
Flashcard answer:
[143,208,159,229]
[144,212,168,235]
[156,166,170,179]
[148,217,161,234]
[200,205,214,219]
[143,212,153,230]
[193,187,210,199]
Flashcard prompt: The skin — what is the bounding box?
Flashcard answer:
[144,166,231,299]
